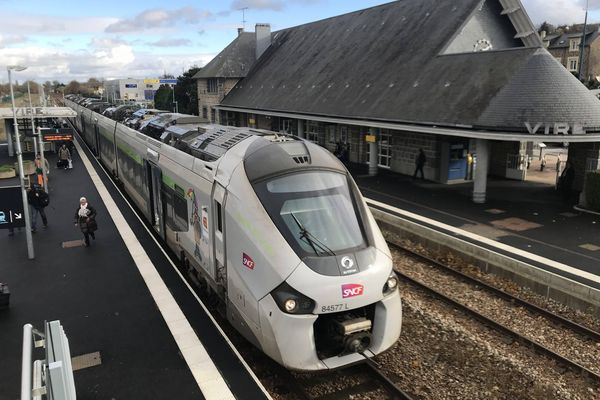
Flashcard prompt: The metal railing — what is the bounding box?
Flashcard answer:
[21,321,76,400]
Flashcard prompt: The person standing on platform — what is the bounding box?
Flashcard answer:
[28,184,49,233]
[413,148,426,180]
[58,144,71,170]
[74,197,97,247]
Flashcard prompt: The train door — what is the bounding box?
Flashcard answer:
[146,161,165,238]
[94,124,101,157]
[212,183,227,291]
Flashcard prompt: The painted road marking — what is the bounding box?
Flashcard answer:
[366,197,600,285]
[560,212,579,218]
[71,351,102,371]
[458,223,509,240]
[61,240,85,248]
[73,139,237,399]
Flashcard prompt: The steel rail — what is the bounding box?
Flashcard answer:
[395,268,600,382]
[390,243,600,342]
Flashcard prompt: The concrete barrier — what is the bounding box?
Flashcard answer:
[370,206,600,318]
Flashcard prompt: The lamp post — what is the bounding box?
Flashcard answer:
[578,0,589,81]
[26,81,37,157]
[8,65,35,259]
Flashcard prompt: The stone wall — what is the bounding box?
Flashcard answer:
[197,78,240,123]
[568,142,600,191]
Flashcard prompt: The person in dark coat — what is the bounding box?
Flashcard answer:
[558,160,575,202]
[27,184,49,233]
[413,148,426,180]
[74,197,97,247]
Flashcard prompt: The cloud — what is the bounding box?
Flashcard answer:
[230,0,285,11]
[522,0,586,25]
[0,34,28,48]
[105,6,212,33]
[147,38,192,47]
[0,15,118,35]
[0,44,215,83]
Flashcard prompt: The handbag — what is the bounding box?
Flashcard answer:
[87,218,98,232]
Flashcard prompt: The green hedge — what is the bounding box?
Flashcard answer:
[585,171,600,211]
[0,164,14,172]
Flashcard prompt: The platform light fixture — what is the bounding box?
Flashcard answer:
[8,64,35,259]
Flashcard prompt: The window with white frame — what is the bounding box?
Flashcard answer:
[307,121,320,143]
[280,119,292,133]
[568,57,579,72]
[340,126,348,144]
[378,131,392,168]
[570,39,580,52]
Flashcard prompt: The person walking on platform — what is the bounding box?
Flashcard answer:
[58,144,71,170]
[74,197,97,247]
[413,148,426,180]
[28,184,49,233]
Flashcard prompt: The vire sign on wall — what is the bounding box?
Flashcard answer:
[525,122,586,136]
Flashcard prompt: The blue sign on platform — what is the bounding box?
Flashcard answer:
[159,79,177,85]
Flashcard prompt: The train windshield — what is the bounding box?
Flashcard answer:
[255,171,366,257]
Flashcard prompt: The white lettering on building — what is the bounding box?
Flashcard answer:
[524,122,586,135]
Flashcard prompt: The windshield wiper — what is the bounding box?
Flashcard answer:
[290,212,336,256]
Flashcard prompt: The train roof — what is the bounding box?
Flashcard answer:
[174,124,345,176]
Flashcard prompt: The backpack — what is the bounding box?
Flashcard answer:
[36,188,50,207]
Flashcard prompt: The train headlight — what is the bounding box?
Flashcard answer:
[271,282,315,314]
[284,299,297,312]
[382,273,399,295]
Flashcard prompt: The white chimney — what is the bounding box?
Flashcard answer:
[255,23,271,59]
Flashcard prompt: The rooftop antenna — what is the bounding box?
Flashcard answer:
[240,7,248,30]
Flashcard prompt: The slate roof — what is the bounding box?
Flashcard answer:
[218,0,600,133]
[547,30,600,49]
[193,32,256,79]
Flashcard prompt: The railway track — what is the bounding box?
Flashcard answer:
[389,241,600,383]
[275,360,414,400]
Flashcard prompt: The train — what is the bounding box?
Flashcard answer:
[65,98,402,371]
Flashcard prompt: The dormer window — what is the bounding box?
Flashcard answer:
[570,39,580,51]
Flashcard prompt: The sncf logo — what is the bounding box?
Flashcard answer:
[342,284,364,298]
[242,253,255,270]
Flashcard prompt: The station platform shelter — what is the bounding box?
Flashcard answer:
[193,0,600,208]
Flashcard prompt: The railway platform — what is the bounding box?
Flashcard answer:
[353,167,600,281]
[0,140,269,399]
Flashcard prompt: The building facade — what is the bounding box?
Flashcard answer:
[103,79,161,104]
[197,0,600,204]
[542,27,600,80]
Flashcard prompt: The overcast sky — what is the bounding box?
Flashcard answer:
[0,0,597,84]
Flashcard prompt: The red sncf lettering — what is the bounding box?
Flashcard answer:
[341,284,364,298]
[242,253,255,270]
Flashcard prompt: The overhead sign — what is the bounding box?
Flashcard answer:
[41,128,74,142]
[144,79,160,84]
[0,186,25,230]
[159,79,177,85]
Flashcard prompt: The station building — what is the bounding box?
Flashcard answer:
[195,0,600,204]
[103,78,161,104]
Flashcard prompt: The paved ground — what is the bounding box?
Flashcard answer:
[0,141,265,399]
[351,165,600,280]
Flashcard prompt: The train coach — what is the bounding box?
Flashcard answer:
[66,99,402,371]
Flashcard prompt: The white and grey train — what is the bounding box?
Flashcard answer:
[66,99,402,371]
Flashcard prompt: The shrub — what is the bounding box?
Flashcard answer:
[585,171,600,211]
[0,164,14,172]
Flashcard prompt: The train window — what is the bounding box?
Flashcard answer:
[173,194,189,231]
[215,201,223,233]
[255,171,366,257]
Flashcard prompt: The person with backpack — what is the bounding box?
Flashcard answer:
[27,184,49,233]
